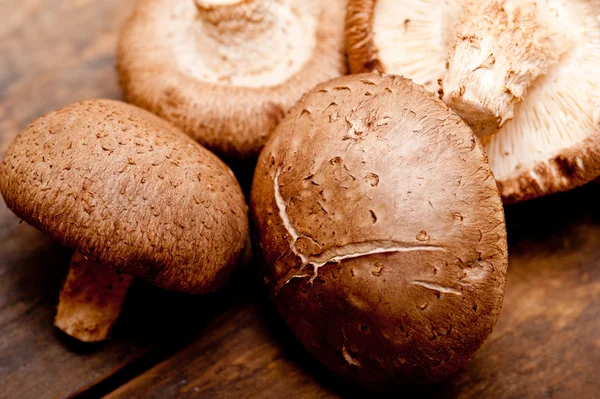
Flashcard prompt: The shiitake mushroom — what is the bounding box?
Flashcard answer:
[0,99,249,342]
[251,74,508,388]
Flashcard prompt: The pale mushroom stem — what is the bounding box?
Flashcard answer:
[54,252,133,342]
[441,0,571,137]
[193,0,296,78]
[193,0,273,38]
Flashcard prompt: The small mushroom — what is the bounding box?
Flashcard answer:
[346,0,600,202]
[117,0,347,161]
[251,74,508,387]
[0,100,249,342]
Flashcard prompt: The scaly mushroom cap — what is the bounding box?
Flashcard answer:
[117,0,347,161]
[251,74,508,387]
[0,100,248,294]
[346,0,600,202]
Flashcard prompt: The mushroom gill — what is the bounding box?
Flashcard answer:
[442,0,576,136]
[346,0,600,202]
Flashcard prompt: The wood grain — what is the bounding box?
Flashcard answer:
[0,0,133,152]
[107,185,600,399]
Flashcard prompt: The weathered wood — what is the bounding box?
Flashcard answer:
[107,185,600,399]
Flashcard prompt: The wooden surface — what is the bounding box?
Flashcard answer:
[1,1,598,398]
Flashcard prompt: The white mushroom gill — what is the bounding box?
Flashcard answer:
[443,0,574,136]
[482,0,599,180]
[371,0,600,183]
[166,0,318,87]
[196,0,245,5]
[372,0,463,93]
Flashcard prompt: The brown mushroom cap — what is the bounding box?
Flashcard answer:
[251,74,508,387]
[117,0,347,161]
[346,0,600,203]
[0,99,248,294]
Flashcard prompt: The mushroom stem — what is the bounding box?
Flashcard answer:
[441,0,571,136]
[192,0,310,80]
[194,0,274,40]
[54,252,133,342]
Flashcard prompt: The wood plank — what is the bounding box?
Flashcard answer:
[107,185,600,399]
[437,185,600,399]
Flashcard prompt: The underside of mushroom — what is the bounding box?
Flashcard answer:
[346,0,600,201]
[188,0,318,86]
[118,0,347,159]
[442,0,573,137]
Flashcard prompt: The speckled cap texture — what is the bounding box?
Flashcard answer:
[251,74,508,387]
[0,99,249,294]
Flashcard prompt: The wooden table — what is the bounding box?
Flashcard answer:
[1,1,598,398]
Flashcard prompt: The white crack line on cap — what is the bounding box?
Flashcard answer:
[274,169,447,286]
[411,281,462,296]
[273,168,309,265]
[305,243,447,284]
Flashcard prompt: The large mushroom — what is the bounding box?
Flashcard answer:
[0,100,249,342]
[117,0,348,161]
[346,0,600,202]
[251,74,508,387]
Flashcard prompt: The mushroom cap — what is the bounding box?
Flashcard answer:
[345,0,600,203]
[251,74,508,387]
[0,99,249,294]
[117,0,347,161]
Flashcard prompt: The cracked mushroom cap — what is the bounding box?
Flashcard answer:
[251,74,508,387]
[0,99,248,294]
[117,0,347,161]
[346,0,600,202]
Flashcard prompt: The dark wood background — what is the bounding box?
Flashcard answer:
[1,1,598,398]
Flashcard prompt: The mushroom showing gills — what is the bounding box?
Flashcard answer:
[251,74,508,387]
[346,0,600,202]
[117,0,347,161]
[0,100,249,342]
